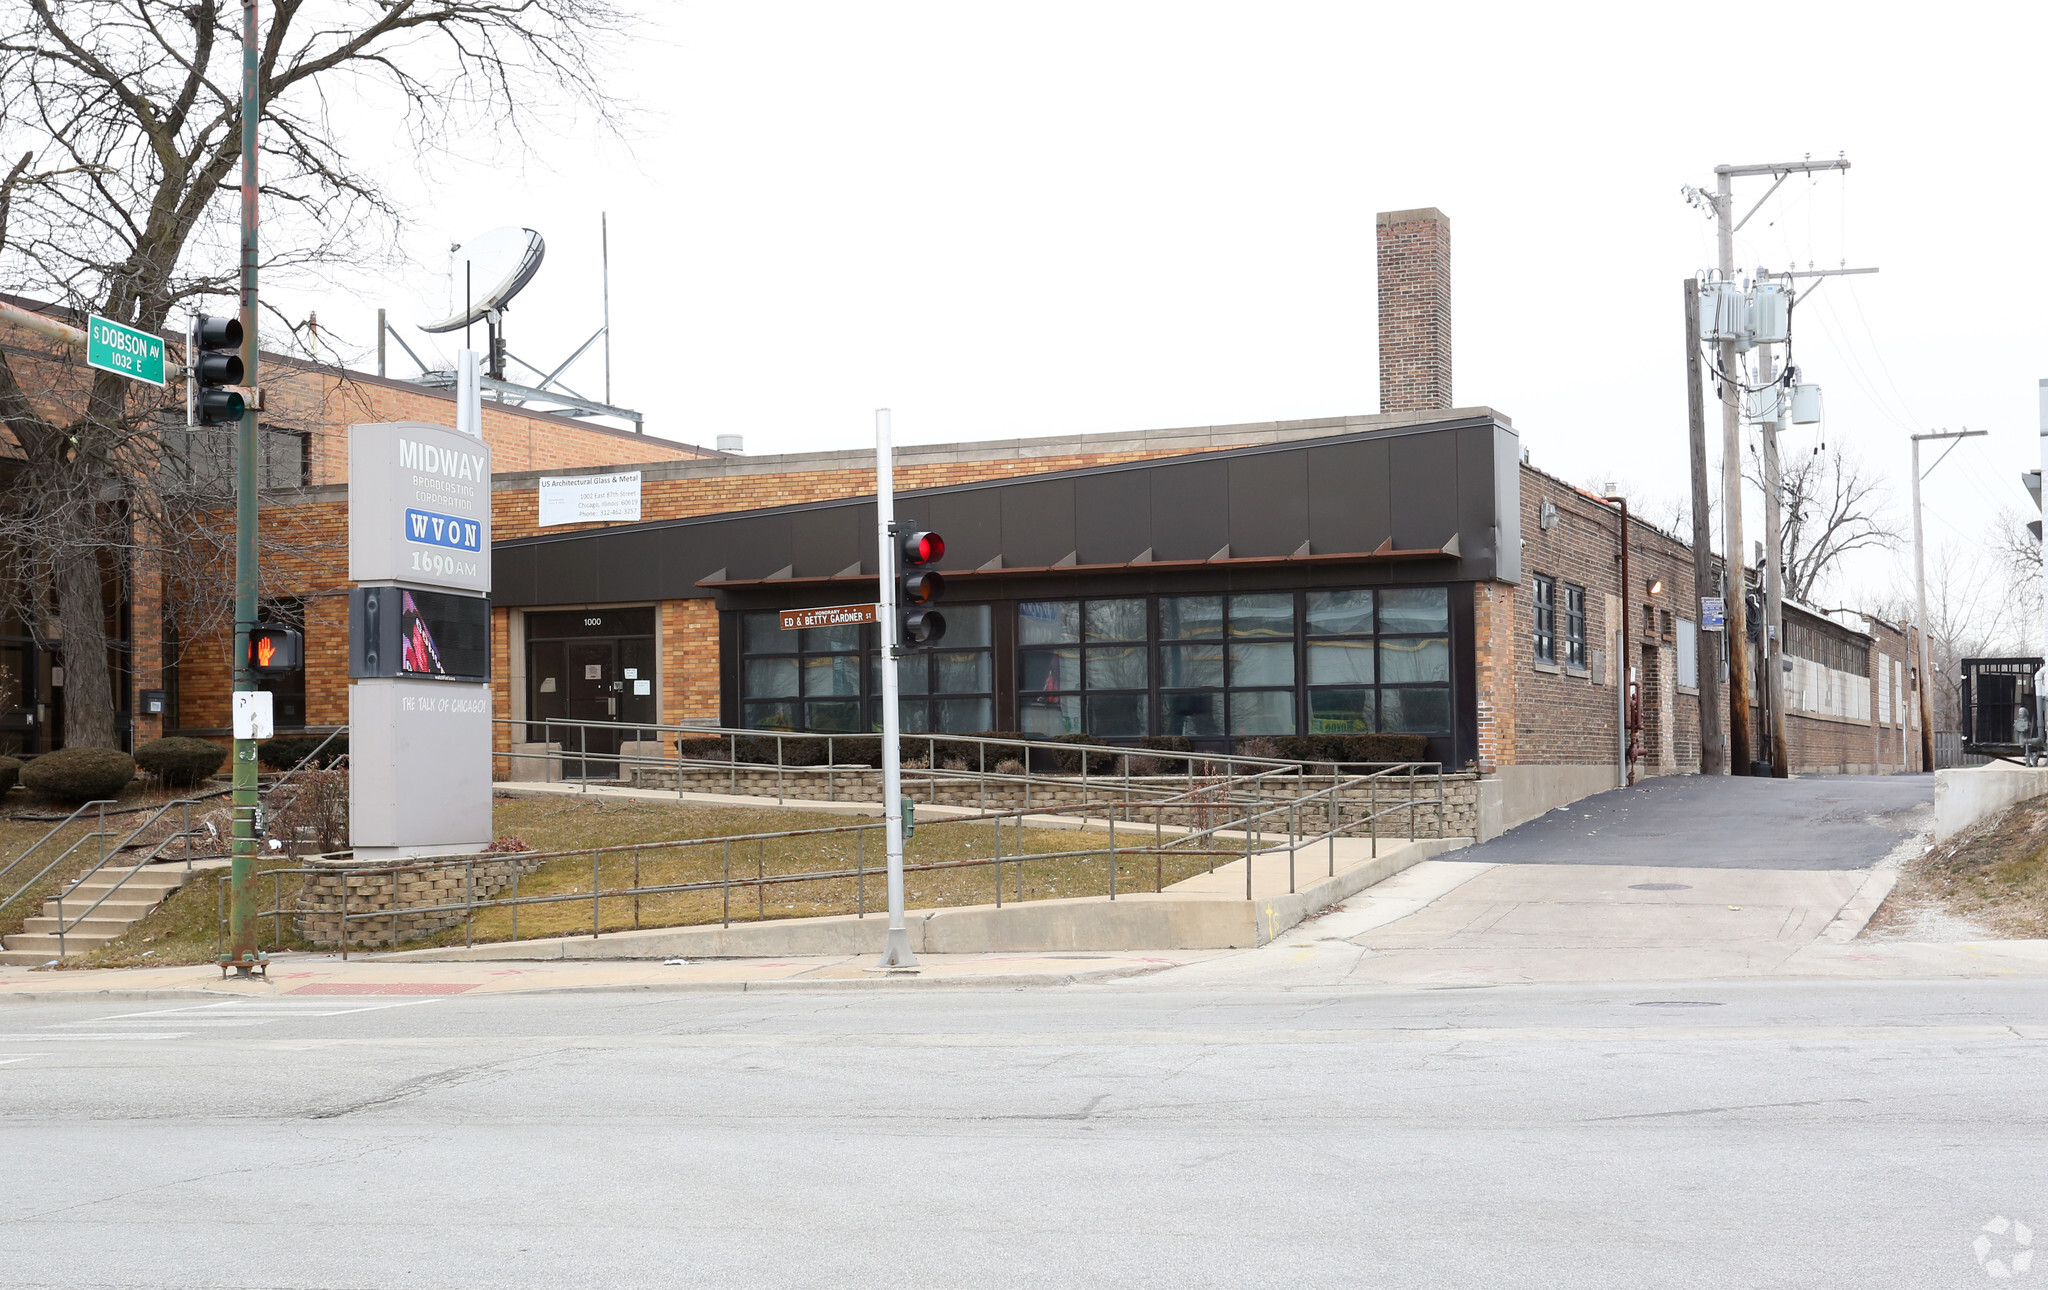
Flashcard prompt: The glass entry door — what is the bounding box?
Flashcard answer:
[524,608,658,780]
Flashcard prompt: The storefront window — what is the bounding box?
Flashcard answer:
[1020,597,1147,736]
[739,606,994,734]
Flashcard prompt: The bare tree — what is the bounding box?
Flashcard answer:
[0,0,628,748]
[1871,541,2026,732]
[1745,442,1897,605]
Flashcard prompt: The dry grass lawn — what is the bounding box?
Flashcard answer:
[1867,795,2048,939]
[0,782,231,941]
[76,793,1232,963]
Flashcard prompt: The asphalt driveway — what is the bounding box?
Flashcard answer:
[1465,773,1934,871]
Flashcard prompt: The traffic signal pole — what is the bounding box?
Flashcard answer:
[874,409,917,970]
[226,0,261,973]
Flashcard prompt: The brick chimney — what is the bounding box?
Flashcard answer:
[1376,207,1451,413]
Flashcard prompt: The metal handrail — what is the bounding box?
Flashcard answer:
[47,798,210,956]
[0,799,119,901]
[236,755,1453,954]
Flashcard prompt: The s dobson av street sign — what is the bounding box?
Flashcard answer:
[86,315,166,386]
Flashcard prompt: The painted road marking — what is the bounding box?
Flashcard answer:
[94,999,444,1021]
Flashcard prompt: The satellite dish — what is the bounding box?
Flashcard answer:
[420,227,545,334]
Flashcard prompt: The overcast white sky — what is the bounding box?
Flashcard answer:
[270,0,2048,619]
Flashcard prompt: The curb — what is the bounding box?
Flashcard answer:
[0,959,1184,1004]
[1823,868,1900,943]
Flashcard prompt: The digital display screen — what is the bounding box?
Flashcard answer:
[397,589,490,681]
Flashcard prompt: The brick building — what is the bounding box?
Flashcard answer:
[1,204,1926,841]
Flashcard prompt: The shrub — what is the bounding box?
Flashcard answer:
[21,747,136,803]
[675,737,733,761]
[134,737,228,787]
[1268,733,1431,767]
[993,758,1025,777]
[257,733,348,771]
[0,756,19,795]
[1048,733,1118,774]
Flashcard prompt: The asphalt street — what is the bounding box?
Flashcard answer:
[1459,773,1934,869]
[1,975,2041,1289]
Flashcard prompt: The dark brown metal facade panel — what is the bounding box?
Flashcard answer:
[496,414,1519,606]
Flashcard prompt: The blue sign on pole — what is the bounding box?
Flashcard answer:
[1701,596,1726,631]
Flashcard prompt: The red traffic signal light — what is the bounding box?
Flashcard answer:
[900,531,944,565]
[894,528,946,646]
[248,624,303,672]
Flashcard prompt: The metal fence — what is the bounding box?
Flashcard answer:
[232,750,1447,957]
[1934,731,1991,769]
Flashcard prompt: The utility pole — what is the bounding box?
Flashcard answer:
[1684,277,1726,775]
[225,0,262,974]
[1756,341,1790,777]
[1703,157,1851,775]
[874,409,917,971]
[1910,428,1986,771]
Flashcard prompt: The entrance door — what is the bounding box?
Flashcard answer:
[524,608,660,781]
[561,639,619,777]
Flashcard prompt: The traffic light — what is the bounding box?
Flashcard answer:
[897,528,946,646]
[248,624,303,672]
[191,314,245,426]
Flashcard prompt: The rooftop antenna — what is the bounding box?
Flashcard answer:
[602,212,611,406]
[399,222,645,432]
[423,226,545,383]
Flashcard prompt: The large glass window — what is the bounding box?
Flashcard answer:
[740,606,994,735]
[875,604,994,733]
[1020,598,1149,736]
[1532,575,1556,664]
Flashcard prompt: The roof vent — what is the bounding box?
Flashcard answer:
[716,434,744,454]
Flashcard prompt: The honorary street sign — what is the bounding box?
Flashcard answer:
[781,603,878,631]
[348,421,492,594]
[86,314,165,386]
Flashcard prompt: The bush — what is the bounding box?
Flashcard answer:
[134,737,228,787]
[1267,733,1431,767]
[0,756,19,795]
[675,737,733,762]
[1048,733,1119,774]
[257,733,349,771]
[20,747,136,803]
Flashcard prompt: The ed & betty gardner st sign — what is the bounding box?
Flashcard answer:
[781,604,878,631]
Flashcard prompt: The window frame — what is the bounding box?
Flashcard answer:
[1532,574,1557,665]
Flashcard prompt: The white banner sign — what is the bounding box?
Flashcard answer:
[539,471,642,526]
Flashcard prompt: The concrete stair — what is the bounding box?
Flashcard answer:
[0,866,191,965]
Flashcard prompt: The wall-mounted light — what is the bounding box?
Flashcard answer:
[1539,500,1558,531]
[1646,578,1664,596]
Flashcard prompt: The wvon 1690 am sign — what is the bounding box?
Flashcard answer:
[85,314,166,387]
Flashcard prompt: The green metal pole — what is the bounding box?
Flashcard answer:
[225,0,261,973]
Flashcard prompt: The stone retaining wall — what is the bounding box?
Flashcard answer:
[294,853,543,948]
[626,763,1479,838]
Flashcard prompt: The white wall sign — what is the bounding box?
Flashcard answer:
[539,471,641,526]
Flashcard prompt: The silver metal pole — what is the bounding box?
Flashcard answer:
[876,409,917,969]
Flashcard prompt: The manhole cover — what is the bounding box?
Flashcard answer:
[1633,1000,1724,1008]
[1628,882,1692,891]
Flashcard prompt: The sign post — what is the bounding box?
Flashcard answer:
[85,315,166,386]
[874,409,917,971]
[347,408,494,860]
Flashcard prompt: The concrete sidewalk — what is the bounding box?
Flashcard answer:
[0,946,1227,1002]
